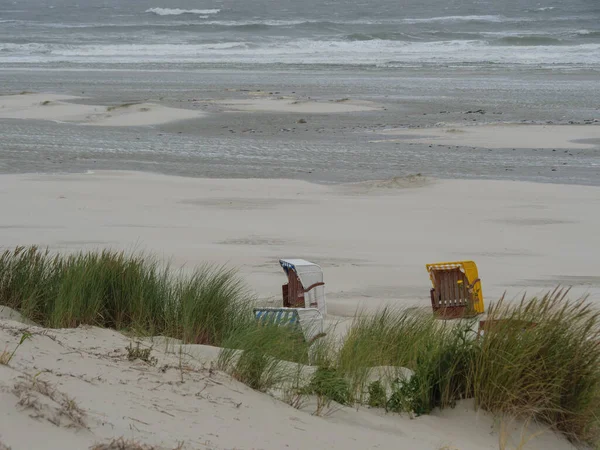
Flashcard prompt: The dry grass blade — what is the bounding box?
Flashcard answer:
[498,417,547,450]
[13,375,87,429]
[91,438,184,450]
[0,350,10,365]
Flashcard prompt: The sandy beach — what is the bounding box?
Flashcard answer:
[1,170,598,315]
[2,0,600,446]
[1,170,597,449]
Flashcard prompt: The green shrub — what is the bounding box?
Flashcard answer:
[218,323,309,392]
[306,367,350,406]
[387,376,420,414]
[367,380,387,408]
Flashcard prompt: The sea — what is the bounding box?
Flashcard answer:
[0,0,599,185]
[1,0,599,70]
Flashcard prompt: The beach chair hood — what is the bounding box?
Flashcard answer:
[279,259,326,315]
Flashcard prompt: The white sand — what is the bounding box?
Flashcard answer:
[0,93,204,127]
[0,171,598,315]
[0,171,594,449]
[0,319,577,450]
[373,123,600,149]
[216,97,381,113]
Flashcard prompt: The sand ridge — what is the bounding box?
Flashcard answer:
[0,93,204,127]
[372,123,600,149]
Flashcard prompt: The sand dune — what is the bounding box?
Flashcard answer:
[373,123,600,149]
[0,93,204,127]
[0,317,577,450]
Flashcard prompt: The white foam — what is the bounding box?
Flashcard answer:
[2,40,599,67]
[400,15,527,24]
[145,8,220,16]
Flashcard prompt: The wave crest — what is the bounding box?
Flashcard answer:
[145,8,220,16]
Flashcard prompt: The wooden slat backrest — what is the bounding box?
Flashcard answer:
[436,269,471,307]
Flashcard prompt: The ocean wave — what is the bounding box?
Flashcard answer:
[576,30,600,38]
[2,40,599,67]
[345,32,422,42]
[496,36,564,46]
[145,8,220,16]
[400,15,529,24]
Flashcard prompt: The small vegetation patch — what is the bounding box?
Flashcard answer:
[0,332,31,366]
[107,102,140,112]
[126,343,157,366]
[305,367,350,406]
[367,380,387,408]
[218,323,308,392]
[91,438,184,450]
[13,375,87,429]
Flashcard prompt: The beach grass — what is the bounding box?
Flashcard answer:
[219,291,600,444]
[217,322,310,392]
[336,307,477,412]
[334,290,600,443]
[472,289,600,443]
[0,246,252,346]
[1,246,599,444]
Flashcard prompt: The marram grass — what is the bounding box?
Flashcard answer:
[473,289,600,443]
[2,246,599,444]
[0,246,253,346]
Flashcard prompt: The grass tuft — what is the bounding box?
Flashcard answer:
[126,343,158,366]
[0,332,31,366]
[473,289,600,443]
[218,323,309,392]
[305,366,350,406]
[0,246,252,346]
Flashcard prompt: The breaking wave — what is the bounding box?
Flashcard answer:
[145,8,220,16]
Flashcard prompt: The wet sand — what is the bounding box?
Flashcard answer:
[374,123,600,149]
[1,67,599,186]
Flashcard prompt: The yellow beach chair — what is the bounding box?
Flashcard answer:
[426,261,484,319]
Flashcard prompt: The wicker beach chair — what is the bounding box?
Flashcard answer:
[426,261,484,319]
